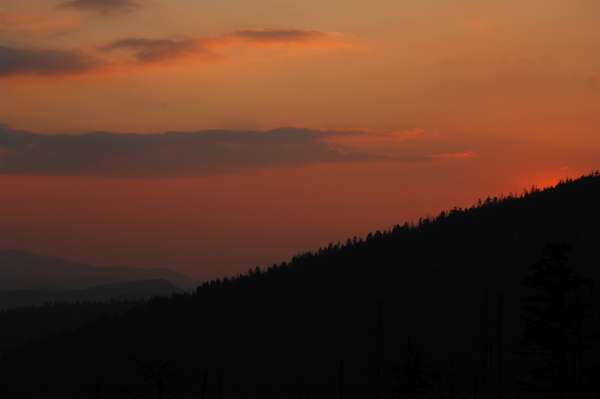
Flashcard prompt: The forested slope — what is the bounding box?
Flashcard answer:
[1,172,599,399]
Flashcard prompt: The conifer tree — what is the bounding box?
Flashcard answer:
[391,337,430,399]
[517,244,598,399]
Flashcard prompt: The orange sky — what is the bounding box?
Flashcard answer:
[1,0,599,280]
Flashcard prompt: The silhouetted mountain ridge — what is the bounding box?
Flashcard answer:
[0,249,199,291]
[1,172,600,399]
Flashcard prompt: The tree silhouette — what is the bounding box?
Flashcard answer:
[475,284,505,399]
[2,172,600,398]
[517,243,598,399]
[122,357,195,399]
[391,336,430,399]
[371,302,383,399]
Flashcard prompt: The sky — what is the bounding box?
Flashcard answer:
[1,0,599,281]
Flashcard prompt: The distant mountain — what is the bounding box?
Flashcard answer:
[0,279,183,311]
[1,172,600,399]
[0,250,200,291]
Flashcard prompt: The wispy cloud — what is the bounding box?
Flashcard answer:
[98,29,343,64]
[0,46,110,77]
[433,151,476,159]
[0,28,351,77]
[59,0,141,13]
[0,125,470,177]
[322,128,437,148]
[228,29,329,44]
[0,11,78,35]
[98,37,220,63]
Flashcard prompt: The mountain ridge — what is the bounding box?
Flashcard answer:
[1,172,599,398]
[0,249,200,291]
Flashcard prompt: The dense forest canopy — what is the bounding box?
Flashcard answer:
[1,172,600,398]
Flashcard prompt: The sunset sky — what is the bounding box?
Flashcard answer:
[1,0,599,281]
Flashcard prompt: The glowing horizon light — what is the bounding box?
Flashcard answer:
[1,0,598,278]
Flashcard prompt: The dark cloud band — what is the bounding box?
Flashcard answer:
[59,0,139,13]
[0,46,108,76]
[98,38,218,63]
[0,125,434,177]
[0,29,337,77]
[229,29,328,43]
[98,29,333,64]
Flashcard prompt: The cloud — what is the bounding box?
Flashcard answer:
[0,28,346,78]
[59,0,141,13]
[322,128,437,148]
[0,11,77,35]
[434,151,476,159]
[0,46,110,77]
[98,37,220,63]
[98,29,339,64]
[0,125,464,177]
[228,29,329,44]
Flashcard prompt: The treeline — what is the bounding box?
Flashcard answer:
[0,300,139,354]
[1,172,600,398]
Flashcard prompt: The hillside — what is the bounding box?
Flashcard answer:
[0,280,183,353]
[0,279,183,311]
[0,250,200,291]
[1,172,599,399]
[0,300,139,355]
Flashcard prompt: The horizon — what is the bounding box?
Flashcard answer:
[1,171,592,282]
[2,0,600,281]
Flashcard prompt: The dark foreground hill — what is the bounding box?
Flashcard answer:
[0,250,200,291]
[1,173,600,399]
[0,279,183,311]
[0,280,182,353]
[0,299,139,355]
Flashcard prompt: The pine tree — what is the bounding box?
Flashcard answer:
[517,243,598,398]
[391,336,430,399]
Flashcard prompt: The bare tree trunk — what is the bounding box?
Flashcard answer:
[338,361,344,399]
[374,302,382,399]
[218,372,223,399]
[496,293,504,399]
[95,375,101,399]
[200,370,208,399]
